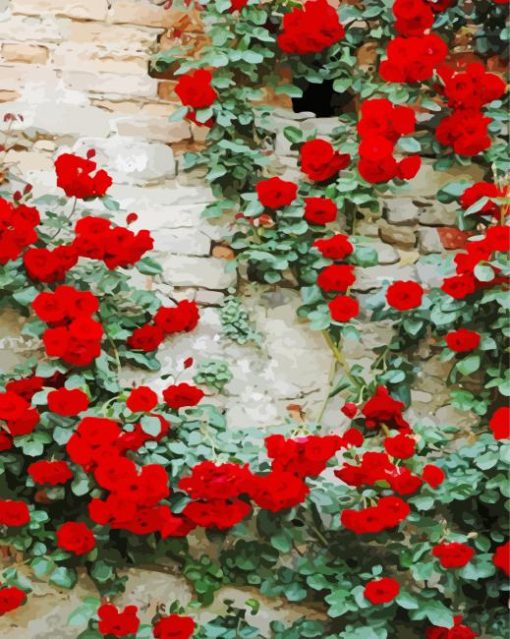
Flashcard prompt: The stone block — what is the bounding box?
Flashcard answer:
[114,115,191,143]
[12,0,107,21]
[384,198,420,225]
[0,64,59,93]
[0,15,62,43]
[109,1,201,29]
[162,255,236,289]
[63,20,159,48]
[153,226,211,256]
[52,44,148,75]
[417,227,443,254]
[379,220,416,248]
[1,43,49,64]
[416,201,456,226]
[354,264,418,292]
[73,136,176,185]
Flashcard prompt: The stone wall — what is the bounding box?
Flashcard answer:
[0,1,481,636]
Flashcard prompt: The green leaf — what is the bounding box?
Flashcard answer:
[423,601,455,628]
[49,567,77,589]
[140,415,162,437]
[456,355,481,376]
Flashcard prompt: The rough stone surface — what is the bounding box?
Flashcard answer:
[385,198,420,225]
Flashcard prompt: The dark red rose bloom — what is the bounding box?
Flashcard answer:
[55,153,112,199]
[489,406,510,440]
[432,542,475,569]
[5,376,43,402]
[127,324,164,352]
[460,182,504,218]
[33,286,99,324]
[386,280,424,310]
[6,406,40,437]
[329,295,359,322]
[183,498,251,529]
[388,466,423,495]
[47,388,89,416]
[265,434,343,478]
[0,431,13,451]
[300,139,350,182]
[66,416,122,470]
[304,197,337,225]
[317,264,356,292]
[380,34,447,84]
[126,386,158,412]
[384,433,416,459]
[393,0,434,36]
[362,386,410,430]
[313,234,353,259]
[364,577,400,604]
[341,427,364,447]
[117,414,170,452]
[436,110,492,156]
[256,177,298,209]
[439,63,506,110]
[0,391,31,422]
[486,225,510,253]
[179,461,252,500]
[341,496,410,534]
[424,0,456,10]
[426,616,478,639]
[175,69,217,109]
[98,604,140,638]
[358,98,416,142]
[0,500,30,527]
[441,273,477,299]
[445,328,480,352]
[277,0,344,54]
[154,300,199,334]
[24,247,75,283]
[229,0,248,11]
[0,197,39,265]
[0,585,26,616]
[28,460,73,486]
[56,521,96,556]
[493,541,510,576]
[163,383,204,409]
[153,614,196,639]
[341,403,358,418]
[249,470,309,512]
[422,464,446,488]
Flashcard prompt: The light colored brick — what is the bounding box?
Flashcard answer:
[114,115,190,143]
[52,44,147,75]
[0,64,59,93]
[0,90,20,102]
[0,15,62,43]
[63,20,159,48]
[162,255,236,290]
[11,0,107,21]
[1,43,49,64]
[62,70,158,97]
[109,1,201,29]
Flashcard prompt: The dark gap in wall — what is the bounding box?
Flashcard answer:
[291,78,353,117]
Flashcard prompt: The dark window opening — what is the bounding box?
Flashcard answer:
[292,78,353,117]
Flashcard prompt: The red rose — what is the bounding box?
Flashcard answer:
[426,616,477,639]
[56,521,96,556]
[175,69,217,109]
[439,63,506,110]
[0,391,31,421]
[229,0,248,11]
[441,273,477,299]
[386,280,424,310]
[380,34,447,84]
[6,406,40,437]
[163,383,204,409]
[341,403,358,418]
[0,585,26,616]
[47,388,89,416]
[249,470,309,512]
[422,464,446,488]
[265,434,343,478]
[358,98,416,141]
[460,182,504,217]
[300,139,350,182]
[432,541,474,569]
[256,177,298,209]
[445,328,480,352]
[388,467,423,495]
[55,153,112,199]
[28,460,73,486]
[153,614,196,639]
[317,264,356,292]
[183,498,251,530]
[489,406,510,440]
[5,376,43,402]
[0,500,30,527]
[384,433,416,459]
[277,0,344,55]
[362,386,410,430]
[304,197,337,225]
[393,0,434,36]
[493,540,510,576]
[436,110,492,157]
[313,234,353,259]
[98,604,140,638]
[127,324,164,352]
[154,300,199,334]
[364,577,400,604]
[328,295,359,322]
[0,431,13,451]
[126,386,158,412]
[342,427,364,447]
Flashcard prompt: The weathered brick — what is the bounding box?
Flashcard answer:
[52,45,147,75]
[115,116,190,143]
[63,20,159,48]
[62,70,158,97]
[0,15,62,43]
[0,90,20,103]
[11,0,107,21]
[1,43,49,64]
[162,255,236,290]
[0,64,59,93]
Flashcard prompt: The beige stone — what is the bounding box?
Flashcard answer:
[114,115,191,143]
[63,20,159,48]
[0,64,59,93]
[1,43,49,64]
[52,44,148,75]
[62,70,158,97]
[0,16,63,43]
[109,1,201,30]
[0,89,20,102]
[11,0,107,21]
